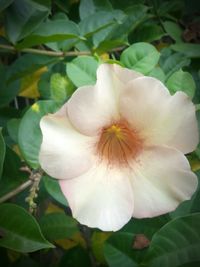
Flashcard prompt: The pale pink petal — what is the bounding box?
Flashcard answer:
[120,76,199,154]
[111,63,143,84]
[67,64,142,136]
[39,114,95,179]
[130,146,198,218]
[59,163,134,231]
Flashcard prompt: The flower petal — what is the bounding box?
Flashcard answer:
[59,163,134,231]
[39,113,95,179]
[67,64,142,136]
[130,146,198,218]
[120,76,199,154]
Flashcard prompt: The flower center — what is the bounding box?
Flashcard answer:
[97,121,143,166]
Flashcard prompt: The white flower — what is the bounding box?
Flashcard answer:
[39,64,199,231]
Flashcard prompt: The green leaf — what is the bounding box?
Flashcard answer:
[0,203,54,252]
[59,246,92,267]
[50,73,69,103]
[0,107,21,128]
[0,147,28,197]
[148,67,166,82]
[79,0,112,20]
[43,175,68,206]
[105,5,148,44]
[5,0,49,44]
[67,56,99,87]
[163,21,183,43]
[143,213,200,267]
[0,0,14,12]
[160,50,191,79]
[7,54,57,82]
[120,42,160,74]
[0,129,5,179]
[39,212,78,241]
[79,11,121,37]
[171,44,200,58]
[0,64,20,107]
[18,100,60,169]
[133,24,165,43]
[16,19,80,49]
[104,232,139,267]
[122,215,170,239]
[110,0,145,9]
[7,118,20,143]
[166,69,196,98]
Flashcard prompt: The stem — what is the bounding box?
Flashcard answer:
[0,180,33,203]
[0,44,125,57]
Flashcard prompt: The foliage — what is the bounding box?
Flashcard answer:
[0,0,200,266]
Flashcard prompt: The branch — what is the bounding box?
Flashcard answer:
[0,44,125,57]
[0,180,33,203]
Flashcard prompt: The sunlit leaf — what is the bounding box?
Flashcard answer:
[121,42,160,74]
[67,56,99,87]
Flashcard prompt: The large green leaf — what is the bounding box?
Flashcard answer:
[0,129,5,180]
[43,175,68,206]
[5,0,49,44]
[67,56,99,87]
[17,19,80,49]
[0,203,54,252]
[104,232,139,267]
[18,100,60,169]
[166,69,196,98]
[120,42,160,74]
[39,212,78,241]
[142,213,200,267]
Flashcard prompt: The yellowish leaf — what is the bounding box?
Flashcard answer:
[191,159,200,172]
[45,202,65,214]
[91,232,111,263]
[55,232,86,250]
[100,53,110,61]
[19,67,47,98]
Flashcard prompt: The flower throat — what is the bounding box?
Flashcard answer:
[97,120,143,166]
